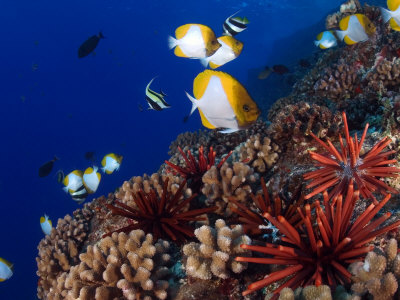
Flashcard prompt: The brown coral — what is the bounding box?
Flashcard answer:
[182,219,251,280]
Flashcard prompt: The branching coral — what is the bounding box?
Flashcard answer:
[182,219,251,280]
[165,146,232,192]
[236,183,400,298]
[349,238,400,299]
[105,178,217,242]
[304,111,400,203]
[62,230,171,300]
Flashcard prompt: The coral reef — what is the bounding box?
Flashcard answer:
[182,219,251,280]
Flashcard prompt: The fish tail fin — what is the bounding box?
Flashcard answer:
[101,166,106,173]
[98,32,105,39]
[313,40,320,47]
[185,92,198,116]
[53,155,59,161]
[63,186,69,193]
[334,30,346,41]
[200,58,209,68]
[380,7,392,23]
[168,36,177,49]
[93,166,98,173]
[219,128,239,134]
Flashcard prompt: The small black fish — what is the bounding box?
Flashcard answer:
[39,156,59,177]
[78,32,104,58]
[84,151,95,162]
[299,59,311,68]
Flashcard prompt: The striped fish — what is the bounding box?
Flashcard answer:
[70,184,88,204]
[222,12,249,37]
[145,78,171,111]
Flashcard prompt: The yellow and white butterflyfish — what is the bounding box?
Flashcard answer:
[380,0,400,31]
[335,14,376,45]
[185,70,260,133]
[314,31,338,49]
[168,24,221,58]
[82,166,101,194]
[200,36,243,69]
[0,257,13,282]
[40,214,52,235]
[62,170,83,193]
[101,153,123,174]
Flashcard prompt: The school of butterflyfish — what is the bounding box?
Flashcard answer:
[314,0,400,49]
[6,3,396,283]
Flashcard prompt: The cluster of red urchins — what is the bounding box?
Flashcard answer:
[235,112,400,298]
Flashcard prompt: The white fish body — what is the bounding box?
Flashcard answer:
[40,214,52,235]
[63,171,83,193]
[0,257,13,282]
[169,25,206,58]
[83,166,101,193]
[186,75,239,130]
[201,39,237,68]
[336,15,369,43]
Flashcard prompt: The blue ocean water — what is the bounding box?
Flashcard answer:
[0,0,380,298]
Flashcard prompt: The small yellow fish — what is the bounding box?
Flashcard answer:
[185,70,260,133]
[336,14,376,45]
[63,170,83,193]
[40,214,52,235]
[82,166,101,193]
[380,0,400,31]
[101,153,123,174]
[0,257,13,282]
[168,24,221,58]
[314,31,337,49]
[200,36,243,69]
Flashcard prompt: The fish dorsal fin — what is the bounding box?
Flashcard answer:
[101,156,106,167]
[97,172,101,181]
[390,17,400,30]
[320,44,327,49]
[198,109,217,129]
[316,32,324,41]
[85,167,94,175]
[193,70,214,99]
[73,170,83,177]
[209,61,221,69]
[175,24,192,40]
[344,35,357,45]
[174,46,188,57]
[40,216,45,223]
[339,15,350,31]
[0,257,13,269]
[388,0,400,12]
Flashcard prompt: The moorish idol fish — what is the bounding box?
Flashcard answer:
[0,257,13,282]
[70,184,89,204]
[380,0,400,31]
[82,166,101,194]
[314,31,338,49]
[145,78,171,111]
[101,153,123,174]
[200,36,243,69]
[168,24,221,58]
[40,214,52,235]
[335,14,376,45]
[185,70,260,133]
[222,11,249,37]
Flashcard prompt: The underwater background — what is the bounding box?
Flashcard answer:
[1,0,395,299]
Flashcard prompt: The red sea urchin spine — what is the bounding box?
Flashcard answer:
[304,111,400,203]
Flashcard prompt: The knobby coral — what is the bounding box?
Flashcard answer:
[236,184,400,298]
[104,178,217,243]
[304,111,400,203]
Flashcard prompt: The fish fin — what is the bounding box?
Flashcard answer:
[92,166,98,173]
[185,92,198,116]
[200,58,209,68]
[334,29,346,41]
[313,40,320,47]
[40,216,45,223]
[218,128,239,134]
[168,36,177,49]
[160,89,167,96]
[227,10,242,20]
[183,115,190,123]
[198,109,217,129]
[344,35,357,45]
[53,156,59,161]
[63,186,69,193]
[209,61,220,69]
[390,17,400,30]
[98,32,105,39]
[0,257,13,269]
[106,169,112,174]
[101,166,106,173]
[174,46,188,57]
[339,15,350,31]
[380,7,393,23]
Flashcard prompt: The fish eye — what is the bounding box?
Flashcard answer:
[243,104,250,112]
